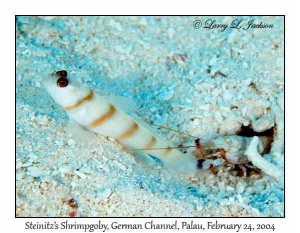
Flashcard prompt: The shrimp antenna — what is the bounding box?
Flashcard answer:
[143,120,225,150]
[144,120,199,139]
[136,145,216,151]
[137,146,194,151]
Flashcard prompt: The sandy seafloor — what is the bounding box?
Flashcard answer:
[16,16,284,217]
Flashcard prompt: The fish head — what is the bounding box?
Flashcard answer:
[43,70,91,109]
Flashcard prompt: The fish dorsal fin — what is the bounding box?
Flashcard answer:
[129,113,174,146]
[97,95,138,113]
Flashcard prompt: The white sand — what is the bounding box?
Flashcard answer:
[16,16,284,217]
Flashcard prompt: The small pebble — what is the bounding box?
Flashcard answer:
[106,206,114,215]
[35,81,42,88]
[214,111,223,123]
[150,107,158,112]
[209,55,217,66]
[59,165,72,174]
[236,181,246,194]
[227,31,236,43]
[192,118,201,126]
[159,90,174,100]
[16,161,23,169]
[139,17,147,26]
[27,166,43,177]
[16,172,25,181]
[54,140,65,146]
[22,162,32,168]
[153,115,166,125]
[252,114,274,132]
[276,57,284,67]
[17,74,22,81]
[114,161,127,171]
[198,104,210,111]
[28,152,38,161]
[98,188,112,200]
[130,205,137,212]
[74,170,87,179]
[245,187,255,194]
[67,139,76,147]
[36,115,49,126]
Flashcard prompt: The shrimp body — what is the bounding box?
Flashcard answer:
[209,135,269,164]
[43,70,198,175]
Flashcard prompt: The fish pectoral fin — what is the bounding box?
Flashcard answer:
[132,150,162,167]
[117,140,160,167]
[67,119,98,145]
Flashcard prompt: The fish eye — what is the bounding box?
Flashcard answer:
[57,77,69,88]
[56,70,68,77]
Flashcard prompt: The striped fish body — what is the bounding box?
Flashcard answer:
[43,70,198,175]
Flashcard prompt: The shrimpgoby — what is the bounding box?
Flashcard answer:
[43,70,200,175]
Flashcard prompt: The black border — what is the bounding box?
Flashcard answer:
[15,15,285,219]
